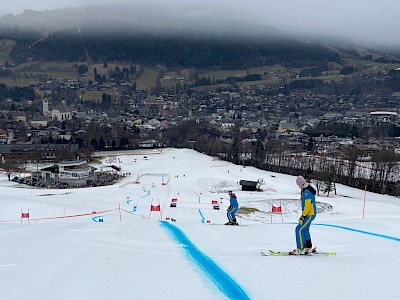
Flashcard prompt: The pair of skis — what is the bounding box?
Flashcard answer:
[262,250,336,256]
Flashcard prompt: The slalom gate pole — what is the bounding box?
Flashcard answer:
[149,198,153,220]
[362,184,367,219]
[161,200,166,220]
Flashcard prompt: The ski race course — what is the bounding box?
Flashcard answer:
[1,148,400,299]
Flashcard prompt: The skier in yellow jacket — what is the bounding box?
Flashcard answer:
[290,175,317,255]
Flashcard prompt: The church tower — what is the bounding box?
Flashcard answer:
[43,98,50,116]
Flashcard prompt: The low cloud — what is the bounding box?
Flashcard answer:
[1,0,400,46]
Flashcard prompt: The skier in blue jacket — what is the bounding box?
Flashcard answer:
[290,175,317,255]
[226,191,239,225]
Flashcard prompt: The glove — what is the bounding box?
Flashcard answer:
[299,215,305,225]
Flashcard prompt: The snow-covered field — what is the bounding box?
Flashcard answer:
[1,148,400,300]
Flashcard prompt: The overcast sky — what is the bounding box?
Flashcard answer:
[1,0,399,46]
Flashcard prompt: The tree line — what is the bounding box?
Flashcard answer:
[0,83,35,101]
[181,122,398,196]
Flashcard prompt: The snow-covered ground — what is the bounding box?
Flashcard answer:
[1,148,400,300]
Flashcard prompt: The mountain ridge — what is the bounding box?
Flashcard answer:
[0,6,399,71]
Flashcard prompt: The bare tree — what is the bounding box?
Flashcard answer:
[55,149,77,162]
[342,146,361,186]
[105,157,117,166]
[372,149,399,194]
[257,178,265,191]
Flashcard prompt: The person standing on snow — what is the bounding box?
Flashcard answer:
[226,191,239,225]
[290,175,317,255]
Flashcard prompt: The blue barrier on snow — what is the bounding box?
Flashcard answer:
[315,223,400,242]
[92,216,104,222]
[283,222,400,242]
[161,221,250,300]
[194,192,205,223]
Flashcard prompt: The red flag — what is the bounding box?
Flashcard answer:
[211,200,218,204]
[21,212,30,218]
[271,205,282,213]
[150,205,160,211]
[170,198,177,208]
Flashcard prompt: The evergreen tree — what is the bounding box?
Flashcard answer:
[323,180,334,197]
[78,64,88,75]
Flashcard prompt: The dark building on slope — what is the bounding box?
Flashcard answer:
[239,180,258,191]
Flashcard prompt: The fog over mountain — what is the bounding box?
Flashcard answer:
[1,0,399,48]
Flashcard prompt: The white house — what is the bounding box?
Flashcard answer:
[41,160,96,187]
[147,118,161,128]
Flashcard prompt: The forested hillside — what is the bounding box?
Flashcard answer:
[3,27,339,69]
[0,7,342,69]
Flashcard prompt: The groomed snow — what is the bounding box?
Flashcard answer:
[1,148,400,300]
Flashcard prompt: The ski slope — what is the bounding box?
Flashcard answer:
[1,148,400,300]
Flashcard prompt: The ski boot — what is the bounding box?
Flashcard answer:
[289,248,308,255]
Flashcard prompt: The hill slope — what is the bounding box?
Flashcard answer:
[1,148,400,299]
